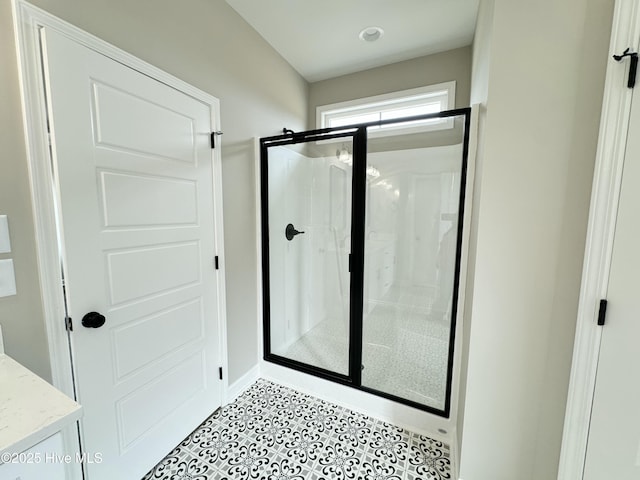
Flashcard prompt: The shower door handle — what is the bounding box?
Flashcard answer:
[285,223,305,241]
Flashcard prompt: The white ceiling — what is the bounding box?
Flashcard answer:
[225,0,479,82]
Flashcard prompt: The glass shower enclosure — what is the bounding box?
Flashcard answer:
[260,108,470,416]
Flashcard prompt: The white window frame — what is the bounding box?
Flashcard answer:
[316,81,456,137]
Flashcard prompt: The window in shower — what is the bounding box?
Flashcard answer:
[260,108,471,417]
[316,82,456,136]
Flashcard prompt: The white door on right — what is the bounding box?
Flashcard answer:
[583,82,640,477]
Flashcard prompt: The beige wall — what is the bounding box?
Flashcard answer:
[456,0,495,457]
[308,46,472,128]
[460,0,613,478]
[0,0,308,384]
[0,0,50,378]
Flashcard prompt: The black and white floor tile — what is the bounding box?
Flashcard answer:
[143,379,451,480]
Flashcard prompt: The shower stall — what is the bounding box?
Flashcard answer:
[260,108,470,416]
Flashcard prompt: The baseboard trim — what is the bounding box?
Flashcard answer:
[225,364,260,404]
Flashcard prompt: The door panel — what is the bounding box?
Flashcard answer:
[91,80,197,163]
[111,299,203,379]
[98,171,198,227]
[41,28,223,479]
[583,79,640,478]
[115,352,206,450]
[361,128,466,413]
[264,142,353,376]
[106,242,201,305]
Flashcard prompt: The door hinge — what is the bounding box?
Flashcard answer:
[65,316,73,332]
[348,254,351,272]
[214,255,220,270]
[613,48,638,88]
[218,367,223,380]
[210,131,223,149]
[597,299,608,326]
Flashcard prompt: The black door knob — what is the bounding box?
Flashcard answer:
[285,223,305,241]
[82,311,106,328]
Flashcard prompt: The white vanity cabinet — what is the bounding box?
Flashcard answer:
[0,353,82,480]
[0,433,66,480]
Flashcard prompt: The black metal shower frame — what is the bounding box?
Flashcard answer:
[259,107,471,418]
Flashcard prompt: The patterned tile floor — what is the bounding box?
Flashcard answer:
[143,379,451,480]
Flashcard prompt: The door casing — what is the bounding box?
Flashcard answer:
[12,3,229,479]
[558,0,640,478]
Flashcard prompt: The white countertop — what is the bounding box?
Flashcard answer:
[0,354,82,456]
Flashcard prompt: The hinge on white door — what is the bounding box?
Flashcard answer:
[613,48,638,88]
[597,299,608,326]
[214,255,220,270]
[65,316,73,332]
[210,131,223,149]
[218,367,223,380]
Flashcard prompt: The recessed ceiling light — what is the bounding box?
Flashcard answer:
[359,26,384,42]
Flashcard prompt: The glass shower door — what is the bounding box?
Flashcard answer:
[261,135,354,377]
[360,113,469,413]
[261,108,471,416]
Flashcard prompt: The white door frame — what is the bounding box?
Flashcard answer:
[558,0,640,478]
[11,2,229,478]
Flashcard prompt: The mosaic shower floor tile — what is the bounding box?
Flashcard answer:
[280,284,450,408]
[143,379,451,480]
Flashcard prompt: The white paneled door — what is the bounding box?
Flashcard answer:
[41,28,224,479]
[583,75,640,477]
